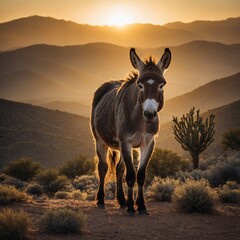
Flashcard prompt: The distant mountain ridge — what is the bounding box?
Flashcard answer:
[160,72,240,123]
[0,99,94,168]
[164,17,240,44]
[1,41,239,103]
[0,15,239,51]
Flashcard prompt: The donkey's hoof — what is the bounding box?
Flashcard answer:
[138,209,150,215]
[97,203,105,209]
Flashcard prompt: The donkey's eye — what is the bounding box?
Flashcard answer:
[138,83,144,90]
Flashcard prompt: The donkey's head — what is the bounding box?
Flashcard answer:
[130,48,171,123]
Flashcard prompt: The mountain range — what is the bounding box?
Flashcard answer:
[0,16,239,51]
[1,41,240,103]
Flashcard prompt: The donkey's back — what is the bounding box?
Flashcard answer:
[91,80,123,149]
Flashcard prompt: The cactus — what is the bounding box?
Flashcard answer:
[172,108,215,169]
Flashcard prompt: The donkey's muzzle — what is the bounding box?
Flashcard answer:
[144,110,157,122]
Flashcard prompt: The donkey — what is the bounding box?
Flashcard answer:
[91,48,171,214]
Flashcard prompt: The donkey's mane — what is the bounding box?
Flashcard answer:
[143,56,157,67]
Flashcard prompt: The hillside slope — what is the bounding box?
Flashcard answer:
[0,99,94,168]
[41,101,90,118]
[157,100,240,154]
[160,72,240,123]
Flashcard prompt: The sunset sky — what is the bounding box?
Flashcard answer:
[0,0,240,26]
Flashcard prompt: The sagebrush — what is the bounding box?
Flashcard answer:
[147,177,179,202]
[0,208,31,240]
[172,179,216,213]
[0,184,28,205]
[39,208,86,234]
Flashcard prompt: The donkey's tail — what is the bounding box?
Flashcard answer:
[106,150,119,181]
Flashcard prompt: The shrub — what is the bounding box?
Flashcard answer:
[60,155,95,179]
[147,148,189,184]
[224,181,240,190]
[206,153,240,187]
[175,169,206,182]
[26,182,44,196]
[221,128,240,151]
[219,182,240,204]
[55,191,69,199]
[36,169,68,197]
[39,208,85,234]
[172,179,216,213]
[73,175,98,200]
[1,176,26,189]
[3,157,41,181]
[70,190,87,200]
[147,177,180,202]
[0,173,8,182]
[0,184,28,205]
[0,208,31,240]
[73,175,98,192]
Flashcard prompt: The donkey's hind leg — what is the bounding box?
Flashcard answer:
[96,140,108,208]
[116,157,126,208]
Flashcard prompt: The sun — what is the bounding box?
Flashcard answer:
[107,5,134,27]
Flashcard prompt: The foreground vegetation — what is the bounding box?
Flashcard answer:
[0,145,239,238]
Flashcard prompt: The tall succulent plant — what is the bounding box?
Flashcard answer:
[172,108,215,169]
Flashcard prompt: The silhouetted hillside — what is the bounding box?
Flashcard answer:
[41,101,90,118]
[164,17,240,44]
[0,99,94,168]
[157,100,240,154]
[1,41,239,103]
[160,73,240,123]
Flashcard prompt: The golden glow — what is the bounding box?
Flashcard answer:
[0,0,239,26]
[105,5,135,27]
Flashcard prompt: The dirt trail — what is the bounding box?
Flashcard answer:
[4,199,240,240]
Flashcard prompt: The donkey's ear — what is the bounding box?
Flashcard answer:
[130,48,145,71]
[157,48,171,73]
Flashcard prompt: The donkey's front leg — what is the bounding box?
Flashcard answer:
[136,140,155,214]
[121,142,136,214]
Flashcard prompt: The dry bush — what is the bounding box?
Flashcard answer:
[0,184,28,205]
[73,175,98,200]
[36,169,68,197]
[39,208,86,234]
[147,177,180,202]
[26,182,43,196]
[218,181,240,204]
[172,179,216,213]
[0,208,31,240]
[55,191,69,199]
[70,190,87,200]
[3,157,41,181]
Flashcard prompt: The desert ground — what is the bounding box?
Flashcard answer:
[2,198,240,240]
